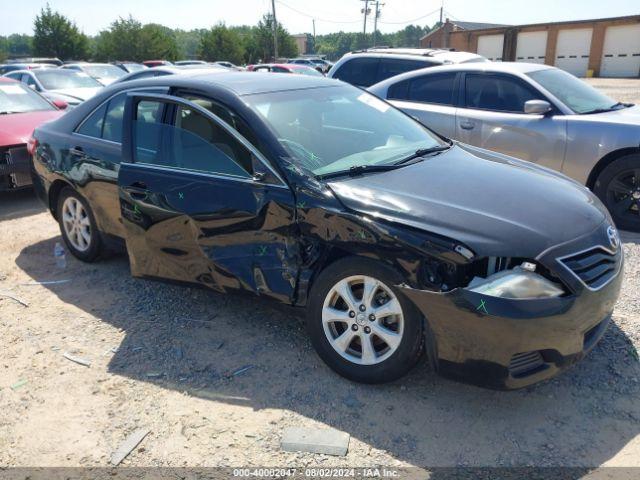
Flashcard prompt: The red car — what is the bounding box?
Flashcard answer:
[246,63,323,76]
[142,60,173,68]
[0,78,65,191]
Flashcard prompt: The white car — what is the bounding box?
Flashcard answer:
[62,63,127,85]
[3,69,103,107]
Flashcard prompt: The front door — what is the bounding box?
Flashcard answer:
[456,72,567,171]
[118,93,298,303]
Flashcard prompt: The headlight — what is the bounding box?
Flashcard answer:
[466,266,564,299]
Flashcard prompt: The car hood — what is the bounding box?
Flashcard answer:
[573,104,640,126]
[48,87,101,102]
[327,144,608,258]
[0,110,63,145]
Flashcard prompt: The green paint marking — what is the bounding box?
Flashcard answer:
[357,230,367,240]
[476,299,489,315]
[178,192,184,199]
[133,204,141,215]
[296,201,306,209]
[11,379,27,391]
[257,246,268,256]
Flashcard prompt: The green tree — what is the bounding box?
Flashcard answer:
[198,24,245,64]
[138,24,179,61]
[94,16,142,61]
[32,4,89,60]
[253,14,298,61]
[175,29,205,59]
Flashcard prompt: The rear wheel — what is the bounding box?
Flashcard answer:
[57,187,102,262]
[594,154,640,231]
[306,257,423,383]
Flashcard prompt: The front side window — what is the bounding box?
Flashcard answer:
[332,57,379,87]
[0,81,56,114]
[527,68,619,114]
[133,100,253,178]
[465,74,539,113]
[408,73,457,105]
[244,85,445,177]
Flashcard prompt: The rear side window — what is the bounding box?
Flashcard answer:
[408,73,457,105]
[332,57,379,87]
[377,59,433,83]
[465,74,539,113]
[387,80,410,100]
[77,102,108,138]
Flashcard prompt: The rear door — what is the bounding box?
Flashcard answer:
[387,71,459,138]
[456,72,567,170]
[118,93,298,302]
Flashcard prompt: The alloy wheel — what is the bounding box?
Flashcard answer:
[61,197,92,252]
[607,168,640,222]
[322,275,404,365]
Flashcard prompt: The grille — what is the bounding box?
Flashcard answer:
[1,146,31,188]
[509,351,545,377]
[559,247,617,290]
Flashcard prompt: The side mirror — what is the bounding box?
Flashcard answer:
[52,99,68,110]
[524,99,552,115]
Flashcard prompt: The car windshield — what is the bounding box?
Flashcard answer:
[244,85,445,176]
[82,64,126,79]
[527,68,621,114]
[295,67,323,76]
[0,82,55,113]
[35,70,102,90]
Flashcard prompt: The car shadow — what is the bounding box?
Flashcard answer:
[15,236,640,468]
[0,188,45,221]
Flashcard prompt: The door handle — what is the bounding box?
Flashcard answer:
[69,146,85,157]
[124,182,149,200]
[459,121,475,130]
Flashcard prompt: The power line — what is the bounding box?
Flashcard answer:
[377,7,442,25]
[274,0,362,24]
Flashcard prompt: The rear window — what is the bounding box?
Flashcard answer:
[332,57,379,87]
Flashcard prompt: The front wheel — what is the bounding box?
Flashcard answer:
[306,257,423,383]
[593,154,640,231]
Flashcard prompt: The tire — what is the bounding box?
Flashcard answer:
[593,154,640,232]
[56,187,103,262]
[306,257,424,383]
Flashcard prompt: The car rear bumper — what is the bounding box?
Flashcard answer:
[399,253,623,390]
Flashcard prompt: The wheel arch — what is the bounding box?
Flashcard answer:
[587,147,640,190]
[48,179,74,220]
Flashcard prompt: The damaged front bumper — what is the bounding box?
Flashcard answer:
[399,263,623,389]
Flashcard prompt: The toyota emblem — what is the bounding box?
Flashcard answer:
[607,226,620,250]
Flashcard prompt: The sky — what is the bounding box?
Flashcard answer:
[0,0,638,36]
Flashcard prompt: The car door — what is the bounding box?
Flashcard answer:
[118,93,298,302]
[387,72,459,139]
[456,72,567,170]
[70,88,168,238]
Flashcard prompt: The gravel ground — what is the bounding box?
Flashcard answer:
[0,79,639,470]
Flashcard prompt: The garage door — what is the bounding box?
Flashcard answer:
[555,28,592,77]
[516,31,548,64]
[477,34,504,61]
[601,24,640,77]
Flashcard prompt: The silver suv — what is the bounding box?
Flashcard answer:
[369,62,640,231]
[327,48,487,87]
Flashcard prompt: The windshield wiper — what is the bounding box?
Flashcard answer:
[0,111,22,115]
[394,144,452,165]
[318,163,406,180]
[581,102,633,115]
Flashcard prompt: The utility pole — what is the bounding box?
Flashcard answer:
[439,0,443,24]
[372,2,384,47]
[312,18,316,53]
[360,0,370,39]
[271,0,279,61]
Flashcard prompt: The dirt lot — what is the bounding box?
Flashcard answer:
[1,79,640,470]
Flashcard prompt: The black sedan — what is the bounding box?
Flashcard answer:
[29,72,623,389]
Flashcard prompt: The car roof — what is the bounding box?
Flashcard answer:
[130,71,339,96]
[340,49,486,64]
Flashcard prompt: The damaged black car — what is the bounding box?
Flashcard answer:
[30,72,624,389]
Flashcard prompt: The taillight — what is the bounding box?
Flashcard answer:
[27,136,38,156]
